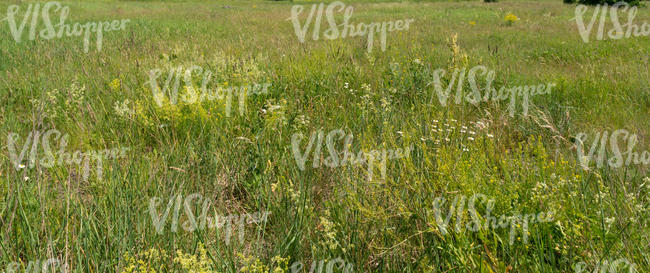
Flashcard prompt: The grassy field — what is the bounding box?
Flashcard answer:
[0,0,649,272]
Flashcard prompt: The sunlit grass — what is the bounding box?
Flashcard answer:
[0,0,648,272]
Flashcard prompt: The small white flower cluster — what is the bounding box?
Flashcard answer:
[426,119,493,151]
[113,99,135,117]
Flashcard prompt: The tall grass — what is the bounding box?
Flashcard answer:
[0,0,648,272]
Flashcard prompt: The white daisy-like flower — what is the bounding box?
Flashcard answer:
[445,138,450,142]
[24,176,29,181]
[460,129,466,133]
[18,164,26,169]
[451,119,457,122]
[487,134,494,138]
[433,120,439,123]
[469,131,476,135]
[468,137,475,141]
[344,82,349,89]
[463,148,469,152]
[397,131,404,136]
[420,137,427,141]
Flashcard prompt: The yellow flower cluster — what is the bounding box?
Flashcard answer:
[238,254,289,273]
[121,244,218,273]
[121,248,166,273]
[174,243,216,273]
[110,78,121,92]
[505,14,520,24]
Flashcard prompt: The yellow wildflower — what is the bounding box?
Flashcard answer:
[109,78,121,91]
[505,14,520,25]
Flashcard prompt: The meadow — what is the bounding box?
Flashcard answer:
[0,0,648,272]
